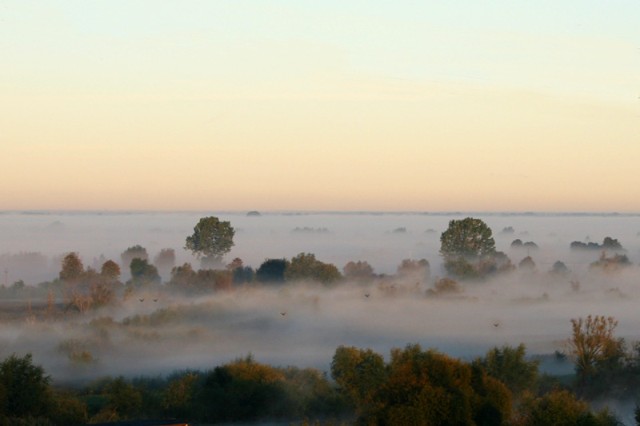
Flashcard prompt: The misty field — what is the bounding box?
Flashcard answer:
[1,211,640,424]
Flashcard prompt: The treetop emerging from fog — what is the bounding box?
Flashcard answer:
[185,216,235,262]
[440,217,496,259]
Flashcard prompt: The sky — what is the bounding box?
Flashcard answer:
[1,1,639,212]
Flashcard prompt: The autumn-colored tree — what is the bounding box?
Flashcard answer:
[332,344,512,425]
[568,316,625,388]
[59,252,84,283]
[162,373,198,418]
[100,260,121,282]
[515,390,618,426]
[331,346,386,415]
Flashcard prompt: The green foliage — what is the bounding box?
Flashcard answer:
[185,216,235,263]
[129,258,160,286]
[0,353,53,419]
[440,218,504,280]
[197,356,290,422]
[474,344,539,398]
[102,376,143,420]
[440,217,496,259]
[516,390,618,426]
[162,373,198,418]
[256,258,288,283]
[285,253,342,284]
[331,346,386,412]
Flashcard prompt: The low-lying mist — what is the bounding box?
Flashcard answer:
[0,211,639,384]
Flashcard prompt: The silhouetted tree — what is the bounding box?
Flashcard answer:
[256,259,288,284]
[0,353,53,418]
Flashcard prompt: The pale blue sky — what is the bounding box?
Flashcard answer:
[1,1,639,211]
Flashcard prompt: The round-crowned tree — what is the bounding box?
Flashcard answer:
[440,217,496,260]
[440,218,498,279]
[185,216,235,266]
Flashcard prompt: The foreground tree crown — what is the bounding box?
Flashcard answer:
[185,216,235,263]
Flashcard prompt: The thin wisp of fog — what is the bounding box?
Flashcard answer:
[0,211,639,383]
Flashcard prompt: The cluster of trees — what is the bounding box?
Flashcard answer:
[3,215,635,317]
[3,314,639,425]
[571,237,625,252]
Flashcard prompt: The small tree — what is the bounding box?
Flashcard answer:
[185,216,235,266]
[100,260,121,282]
[120,245,148,270]
[60,252,84,283]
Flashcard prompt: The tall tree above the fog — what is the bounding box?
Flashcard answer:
[440,218,496,259]
[440,218,499,279]
[185,216,235,266]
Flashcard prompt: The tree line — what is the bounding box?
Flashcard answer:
[1,314,638,425]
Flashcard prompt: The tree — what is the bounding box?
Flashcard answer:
[285,253,341,284]
[153,248,176,279]
[120,245,148,270]
[59,252,84,283]
[102,376,143,420]
[330,346,386,412]
[440,218,498,279]
[474,344,539,398]
[185,217,235,266]
[0,353,53,418]
[568,315,625,385]
[100,260,121,282]
[396,258,430,283]
[256,259,288,283]
[516,390,618,426]
[129,258,160,286]
[343,261,375,282]
[440,217,495,259]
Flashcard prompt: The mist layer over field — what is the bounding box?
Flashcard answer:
[0,211,639,383]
